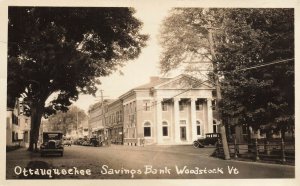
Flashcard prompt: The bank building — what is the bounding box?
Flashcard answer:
[89,74,218,146]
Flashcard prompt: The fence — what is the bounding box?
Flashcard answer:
[215,138,295,164]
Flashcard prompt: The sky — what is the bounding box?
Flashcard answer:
[72,6,173,113]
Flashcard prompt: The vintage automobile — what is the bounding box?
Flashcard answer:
[81,139,90,146]
[193,133,221,148]
[40,131,64,157]
[90,137,102,147]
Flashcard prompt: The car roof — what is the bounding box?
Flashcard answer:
[43,131,63,134]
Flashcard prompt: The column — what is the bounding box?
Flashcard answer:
[174,98,180,143]
[207,98,213,133]
[190,98,197,141]
[156,98,163,144]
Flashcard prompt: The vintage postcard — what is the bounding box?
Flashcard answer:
[0,0,299,186]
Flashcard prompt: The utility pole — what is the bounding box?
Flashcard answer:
[207,20,230,160]
[100,90,106,141]
[76,110,79,138]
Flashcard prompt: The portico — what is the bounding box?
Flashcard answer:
[155,96,214,145]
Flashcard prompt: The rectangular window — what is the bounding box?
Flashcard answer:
[130,103,132,113]
[196,101,203,111]
[213,125,217,133]
[12,113,18,125]
[130,114,135,123]
[212,100,216,110]
[162,126,168,136]
[180,126,187,140]
[12,132,15,142]
[162,102,168,111]
[144,127,151,137]
[133,101,136,112]
[212,90,217,97]
[197,126,201,135]
[143,100,151,111]
[179,102,185,111]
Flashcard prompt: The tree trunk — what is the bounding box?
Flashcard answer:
[207,22,230,160]
[281,128,286,141]
[28,102,44,152]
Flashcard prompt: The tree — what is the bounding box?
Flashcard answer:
[215,9,294,139]
[160,8,231,159]
[45,106,87,135]
[160,8,294,148]
[8,7,148,151]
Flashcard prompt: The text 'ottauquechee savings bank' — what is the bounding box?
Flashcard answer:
[14,165,239,178]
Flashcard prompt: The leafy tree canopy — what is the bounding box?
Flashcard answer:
[8,7,148,114]
[7,7,148,150]
[159,8,294,134]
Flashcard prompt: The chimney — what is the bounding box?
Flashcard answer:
[150,76,160,83]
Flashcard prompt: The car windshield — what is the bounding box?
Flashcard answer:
[206,133,219,138]
[43,133,63,141]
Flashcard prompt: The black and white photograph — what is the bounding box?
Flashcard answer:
[0,0,298,185]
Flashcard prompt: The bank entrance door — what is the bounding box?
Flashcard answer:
[180,126,186,141]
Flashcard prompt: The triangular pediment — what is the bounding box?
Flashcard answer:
[155,74,214,90]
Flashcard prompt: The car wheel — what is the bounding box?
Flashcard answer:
[41,153,44,157]
[60,152,63,157]
[193,141,200,148]
[198,142,205,148]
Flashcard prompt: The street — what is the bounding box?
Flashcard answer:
[6,144,294,179]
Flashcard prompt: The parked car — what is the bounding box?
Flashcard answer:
[81,139,90,146]
[40,131,64,157]
[74,138,84,145]
[90,137,102,147]
[193,133,221,148]
[63,137,72,146]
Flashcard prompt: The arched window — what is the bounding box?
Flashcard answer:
[162,121,169,137]
[144,122,151,137]
[196,120,201,136]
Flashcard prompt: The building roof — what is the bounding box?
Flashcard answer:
[133,77,171,90]
[88,99,116,112]
[118,77,171,99]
